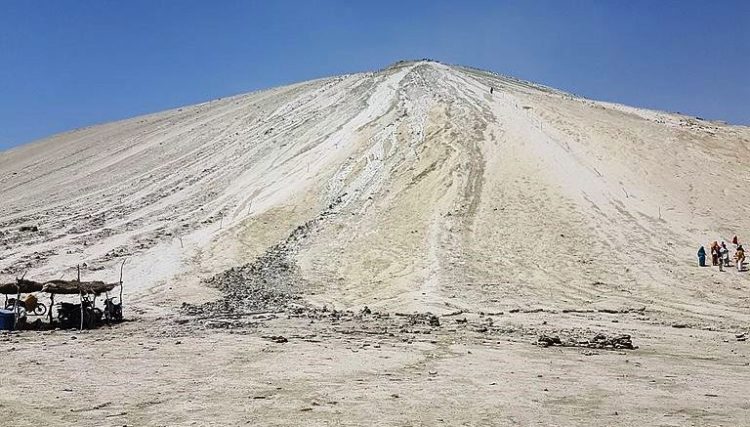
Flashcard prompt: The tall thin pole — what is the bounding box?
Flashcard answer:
[49,293,54,326]
[79,291,84,331]
[119,260,125,304]
[78,265,83,330]
[14,284,20,330]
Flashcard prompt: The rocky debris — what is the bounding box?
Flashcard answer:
[202,318,261,330]
[508,307,546,314]
[396,312,440,327]
[596,307,646,314]
[537,335,562,347]
[184,196,346,318]
[588,333,635,349]
[189,253,303,314]
[180,297,445,339]
[100,246,134,262]
[537,333,636,350]
[264,335,288,343]
[1,249,58,274]
[183,229,310,316]
[19,225,39,232]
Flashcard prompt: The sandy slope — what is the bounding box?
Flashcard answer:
[2,60,750,426]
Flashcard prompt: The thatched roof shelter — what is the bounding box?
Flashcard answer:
[41,280,119,295]
[0,279,44,294]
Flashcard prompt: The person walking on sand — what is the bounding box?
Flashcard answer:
[735,245,745,272]
[697,246,707,267]
[710,241,720,266]
[720,242,731,267]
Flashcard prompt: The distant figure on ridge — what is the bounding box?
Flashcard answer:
[697,246,707,267]
[490,87,494,94]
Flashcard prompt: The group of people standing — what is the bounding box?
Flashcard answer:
[698,235,745,272]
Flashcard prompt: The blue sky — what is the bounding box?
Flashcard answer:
[1,1,748,149]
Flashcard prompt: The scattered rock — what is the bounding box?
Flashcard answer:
[537,335,562,347]
[537,333,636,350]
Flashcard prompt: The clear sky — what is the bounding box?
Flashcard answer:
[1,0,748,149]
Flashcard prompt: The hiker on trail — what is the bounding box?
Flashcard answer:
[710,241,720,266]
[732,235,739,246]
[697,246,707,267]
[736,245,746,272]
[720,242,731,267]
[490,87,494,94]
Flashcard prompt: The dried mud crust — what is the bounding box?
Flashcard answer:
[183,196,347,315]
[179,209,638,352]
[181,198,639,352]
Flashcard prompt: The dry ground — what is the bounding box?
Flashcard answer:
[2,309,750,426]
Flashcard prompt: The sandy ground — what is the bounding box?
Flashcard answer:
[1,60,750,426]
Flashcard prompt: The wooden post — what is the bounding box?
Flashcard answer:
[104,291,110,324]
[14,284,20,330]
[49,293,54,326]
[78,264,84,330]
[119,260,125,304]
